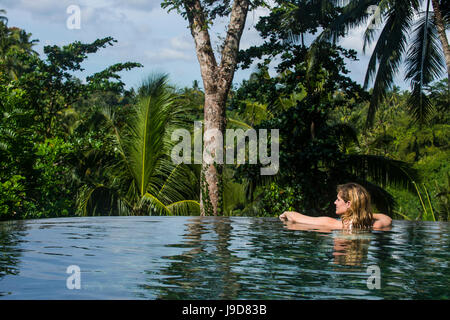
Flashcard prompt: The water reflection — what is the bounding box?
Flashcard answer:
[282,221,375,267]
[0,217,449,299]
[142,217,243,299]
[378,221,450,299]
[332,236,371,266]
[0,220,29,295]
[211,217,241,299]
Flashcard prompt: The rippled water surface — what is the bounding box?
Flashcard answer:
[0,217,449,299]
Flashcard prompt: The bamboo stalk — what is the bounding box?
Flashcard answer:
[423,183,436,221]
[413,181,428,220]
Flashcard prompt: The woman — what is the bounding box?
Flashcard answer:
[279,183,392,230]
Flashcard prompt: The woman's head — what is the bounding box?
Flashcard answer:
[335,183,374,230]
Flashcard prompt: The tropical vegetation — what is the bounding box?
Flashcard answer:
[0,1,448,222]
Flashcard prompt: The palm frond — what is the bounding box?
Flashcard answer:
[405,10,445,123]
[76,185,130,216]
[365,0,420,126]
[167,200,201,216]
[141,192,172,215]
[318,0,381,44]
[227,117,254,130]
[362,0,392,52]
[75,74,199,216]
[406,84,435,123]
[156,163,199,205]
[98,105,133,179]
[137,73,170,97]
[344,154,419,192]
[405,9,446,83]
[124,77,182,198]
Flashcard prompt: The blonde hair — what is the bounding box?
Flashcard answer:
[337,183,374,231]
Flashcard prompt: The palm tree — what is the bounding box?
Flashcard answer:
[316,0,449,125]
[430,0,450,84]
[76,74,200,216]
[0,13,38,80]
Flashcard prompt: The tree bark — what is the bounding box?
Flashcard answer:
[431,0,450,87]
[184,0,250,216]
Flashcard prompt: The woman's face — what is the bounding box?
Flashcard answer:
[334,193,351,215]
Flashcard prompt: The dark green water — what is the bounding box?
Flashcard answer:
[0,216,449,299]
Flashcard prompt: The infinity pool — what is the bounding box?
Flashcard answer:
[0,216,449,299]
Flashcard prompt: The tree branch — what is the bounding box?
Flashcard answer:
[184,0,218,93]
[219,0,250,87]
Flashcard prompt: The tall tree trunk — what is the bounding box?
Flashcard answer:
[431,0,450,87]
[184,0,250,216]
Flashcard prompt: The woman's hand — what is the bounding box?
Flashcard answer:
[279,211,295,221]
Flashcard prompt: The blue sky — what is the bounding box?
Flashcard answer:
[1,0,414,91]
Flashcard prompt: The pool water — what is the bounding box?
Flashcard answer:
[0,216,449,299]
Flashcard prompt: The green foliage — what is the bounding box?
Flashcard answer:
[9,37,142,138]
[258,182,305,217]
[434,172,450,221]
[233,39,415,217]
[319,0,448,126]
[334,81,450,221]
[75,74,200,216]
[0,175,27,219]
[0,17,38,80]
[32,137,76,217]
[0,6,447,222]
[243,0,448,126]
[0,12,142,220]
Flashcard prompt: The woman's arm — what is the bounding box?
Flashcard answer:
[372,213,392,229]
[279,211,343,229]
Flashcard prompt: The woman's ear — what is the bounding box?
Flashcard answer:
[346,201,351,208]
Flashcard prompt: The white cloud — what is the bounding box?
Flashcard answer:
[170,35,193,50]
[111,0,161,11]
[145,48,193,63]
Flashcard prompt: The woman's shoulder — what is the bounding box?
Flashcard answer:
[372,213,392,229]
